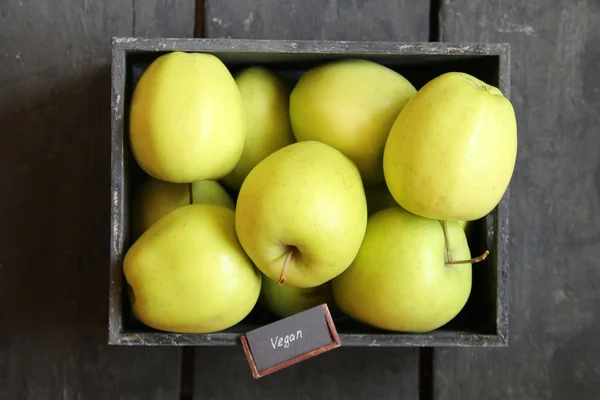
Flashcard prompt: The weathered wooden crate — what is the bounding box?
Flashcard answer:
[109,38,510,347]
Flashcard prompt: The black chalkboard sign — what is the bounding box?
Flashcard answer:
[240,304,341,378]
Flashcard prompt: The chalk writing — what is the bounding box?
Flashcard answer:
[270,330,303,349]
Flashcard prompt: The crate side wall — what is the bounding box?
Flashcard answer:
[495,44,511,343]
[109,42,128,344]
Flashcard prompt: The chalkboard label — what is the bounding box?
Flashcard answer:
[240,304,341,379]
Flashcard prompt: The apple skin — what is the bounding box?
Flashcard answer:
[129,51,246,183]
[133,176,235,237]
[259,275,336,318]
[331,206,472,333]
[124,204,262,334]
[235,141,368,288]
[383,71,517,221]
[221,67,296,191]
[290,59,416,185]
[191,180,236,210]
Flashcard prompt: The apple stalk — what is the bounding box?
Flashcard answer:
[440,220,490,266]
[279,251,293,285]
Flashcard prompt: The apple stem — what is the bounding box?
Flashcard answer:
[279,251,293,286]
[447,250,490,265]
[188,183,193,204]
[441,220,453,263]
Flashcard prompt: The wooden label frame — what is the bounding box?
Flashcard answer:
[240,304,341,379]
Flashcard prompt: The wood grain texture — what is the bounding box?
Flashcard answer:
[194,347,418,399]
[0,1,187,398]
[205,0,429,41]
[434,0,600,399]
[197,1,429,397]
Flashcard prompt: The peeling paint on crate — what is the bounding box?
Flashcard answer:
[113,37,139,44]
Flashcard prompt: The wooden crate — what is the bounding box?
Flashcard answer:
[109,38,510,347]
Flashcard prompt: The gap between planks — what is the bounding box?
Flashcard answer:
[429,0,441,41]
[195,0,205,38]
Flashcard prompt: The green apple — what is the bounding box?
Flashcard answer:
[259,275,336,318]
[289,59,416,185]
[191,180,236,210]
[124,204,262,333]
[235,141,368,288]
[221,66,296,191]
[364,183,399,215]
[133,176,235,237]
[383,71,517,221]
[129,51,246,183]
[332,207,472,333]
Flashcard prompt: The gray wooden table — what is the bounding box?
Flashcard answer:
[1,0,599,399]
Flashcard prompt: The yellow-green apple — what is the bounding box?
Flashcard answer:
[221,66,295,190]
[132,176,234,237]
[289,59,416,185]
[332,207,472,333]
[383,72,517,221]
[124,204,261,333]
[259,275,336,318]
[191,180,236,210]
[235,141,368,288]
[129,51,245,183]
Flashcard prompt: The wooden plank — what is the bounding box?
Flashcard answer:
[0,1,190,398]
[205,0,429,41]
[433,1,600,399]
[196,1,428,398]
[194,347,419,399]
